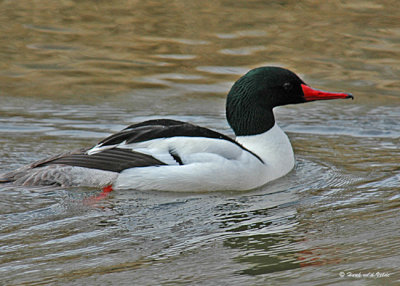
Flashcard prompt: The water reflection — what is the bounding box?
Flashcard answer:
[225,233,301,275]
[221,203,301,275]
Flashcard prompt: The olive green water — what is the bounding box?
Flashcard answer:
[0,1,399,285]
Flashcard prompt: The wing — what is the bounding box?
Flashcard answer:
[87,119,241,154]
[24,119,262,174]
[87,118,261,160]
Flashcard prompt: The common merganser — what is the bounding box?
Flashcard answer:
[0,67,353,191]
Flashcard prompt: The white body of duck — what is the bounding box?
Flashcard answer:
[113,123,294,191]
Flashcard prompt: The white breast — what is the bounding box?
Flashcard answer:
[236,123,295,182]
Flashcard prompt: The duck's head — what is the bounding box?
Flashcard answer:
[226,66,353,136]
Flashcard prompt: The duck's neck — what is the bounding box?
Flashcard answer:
[236,124,295,180]
[226,90,275,136]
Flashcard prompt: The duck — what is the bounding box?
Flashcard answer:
[0,67,353,191]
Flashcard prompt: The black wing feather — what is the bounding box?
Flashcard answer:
[35,148,166,173]
[98,119,238,146]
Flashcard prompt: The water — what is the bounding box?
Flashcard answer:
[0,0,399,285]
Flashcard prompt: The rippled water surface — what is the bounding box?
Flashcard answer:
[1,0,399,285]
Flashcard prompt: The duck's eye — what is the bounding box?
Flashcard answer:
[283,82,292,91]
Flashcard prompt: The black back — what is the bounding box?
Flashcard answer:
[97,119,238,147]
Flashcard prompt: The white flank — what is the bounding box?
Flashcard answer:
[114,124,294,192]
